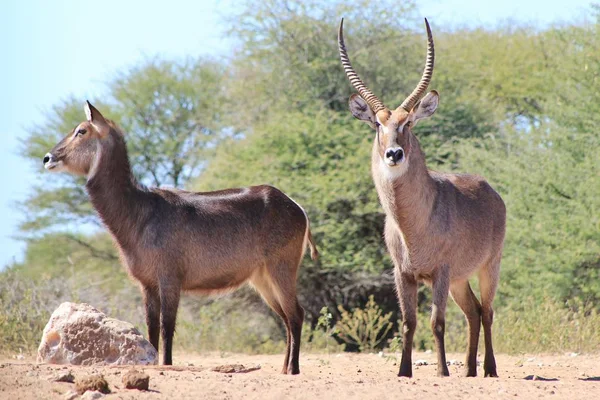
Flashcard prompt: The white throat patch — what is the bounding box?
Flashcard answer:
[379,156,409,180]
[87,140,103,180]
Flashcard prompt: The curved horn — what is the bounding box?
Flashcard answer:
[338,18,387,114]
[400,18,435,111]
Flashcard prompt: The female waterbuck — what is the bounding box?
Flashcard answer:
[43,102,318,374]
[338,18,506,377]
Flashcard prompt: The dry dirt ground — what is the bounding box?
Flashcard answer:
[1,352,599,399]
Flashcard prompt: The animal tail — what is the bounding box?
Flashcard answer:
[306,221,319,261]
[288,194,319,261]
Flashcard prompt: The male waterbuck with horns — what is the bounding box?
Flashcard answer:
[338,18,506,377]
[43,102,318,374]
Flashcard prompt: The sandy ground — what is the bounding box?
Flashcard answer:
[1,351,599,399]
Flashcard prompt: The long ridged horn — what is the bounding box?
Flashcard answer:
[338,18,387,114]
[400,18,435,111]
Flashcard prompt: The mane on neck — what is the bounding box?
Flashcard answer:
[85,126,147,249]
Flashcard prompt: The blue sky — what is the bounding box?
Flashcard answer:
[0,0,592,267]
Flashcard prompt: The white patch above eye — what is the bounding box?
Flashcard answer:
[73,123,84,138]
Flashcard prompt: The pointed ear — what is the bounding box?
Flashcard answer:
[84,101,110,137]
[349,94,377,129]
[412,90,439,122]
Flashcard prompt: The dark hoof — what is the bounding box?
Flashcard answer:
[485,371,499,378]
[284,366,300,375]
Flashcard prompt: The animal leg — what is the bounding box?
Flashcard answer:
[159,279,181,365]
[450,280,481,377]
[431,266,450,377]
[395,270,418,377]
[267,262,304,375]
[142,284,161,352]
[479,259,500,378]
[250,270,292,374]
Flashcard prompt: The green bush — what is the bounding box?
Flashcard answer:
[335,295,393,352]
[302,307,346,353]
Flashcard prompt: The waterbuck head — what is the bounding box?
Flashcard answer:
[43,101,112,176]
[338,18,438,176]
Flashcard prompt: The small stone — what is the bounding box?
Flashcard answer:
[212,364,261,373]
[75,374,110,395]
[414,360,428,366]
[81,391,105,400]
[122,369,150,391]
[52,371,75,383]
[64,390,78,400]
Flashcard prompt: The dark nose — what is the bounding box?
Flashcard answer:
[43,155,50,165]
[385,147,404,163]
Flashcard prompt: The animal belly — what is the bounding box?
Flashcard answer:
[181,259,258,294]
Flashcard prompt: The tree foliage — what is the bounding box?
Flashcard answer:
[8,0,600,335]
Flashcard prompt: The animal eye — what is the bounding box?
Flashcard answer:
[76,128,87,136]
[405,121,412,128]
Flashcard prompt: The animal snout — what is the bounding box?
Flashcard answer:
[43,153,52,165]
[385,147,404,164]
[43,152,60,170]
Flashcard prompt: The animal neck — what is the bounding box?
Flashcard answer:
[372,136,436,246]
[85,130,148,250]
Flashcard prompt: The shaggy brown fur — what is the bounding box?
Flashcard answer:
[43,102,318,374]
[340,20,505,378]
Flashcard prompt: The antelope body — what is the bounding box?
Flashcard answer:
[43,103,317,374]
[338,18,505,377]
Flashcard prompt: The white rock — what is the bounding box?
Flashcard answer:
[414,359,428,366]
[64,390,78,400]
[37,302,157,365]
[64,391,78,400]
[81,391,105,400]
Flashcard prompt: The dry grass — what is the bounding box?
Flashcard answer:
[2,270,599,357]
